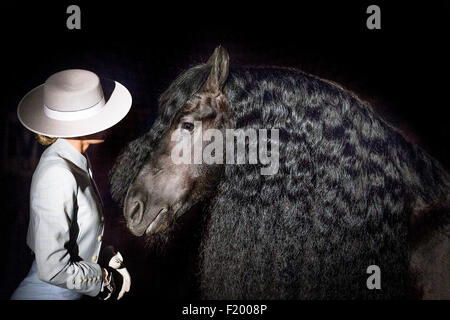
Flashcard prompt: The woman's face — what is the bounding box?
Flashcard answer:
[82,129,109,144]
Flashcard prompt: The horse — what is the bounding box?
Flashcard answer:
[110,46,450,299]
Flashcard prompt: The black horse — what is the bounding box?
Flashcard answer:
[110,47,450,299]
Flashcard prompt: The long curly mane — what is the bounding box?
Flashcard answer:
[110,62,450,299]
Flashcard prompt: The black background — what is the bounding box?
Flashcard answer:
[0,0,449,305]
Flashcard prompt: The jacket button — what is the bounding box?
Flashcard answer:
[100,216,104,222]
[97,235,102,242]
[91,255,97,262]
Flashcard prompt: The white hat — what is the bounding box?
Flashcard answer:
[17,69,132,138]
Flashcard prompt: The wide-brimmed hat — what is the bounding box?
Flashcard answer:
[17,69,132,138]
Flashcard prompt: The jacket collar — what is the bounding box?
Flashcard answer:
[53,138,89,173]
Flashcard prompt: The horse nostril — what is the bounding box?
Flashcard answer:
[124,185,146,227]
[127,199,144,225]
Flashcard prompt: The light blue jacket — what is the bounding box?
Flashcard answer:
[26,138,104,297]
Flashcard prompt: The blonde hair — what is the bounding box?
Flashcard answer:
[35,134,57,146]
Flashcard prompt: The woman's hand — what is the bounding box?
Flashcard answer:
[107,252,131,299]
[98,246,131,300]
[97,267,115,300]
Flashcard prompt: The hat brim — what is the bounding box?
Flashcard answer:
[17,79,132,138]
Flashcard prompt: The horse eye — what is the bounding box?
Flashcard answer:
[181,122,194,131]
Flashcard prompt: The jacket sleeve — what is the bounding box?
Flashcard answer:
[29,165,103,297]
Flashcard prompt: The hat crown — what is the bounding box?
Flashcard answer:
[43,69,104,111]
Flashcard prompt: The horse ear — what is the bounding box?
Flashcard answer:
[201,46,230,93]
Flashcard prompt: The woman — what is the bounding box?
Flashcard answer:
[11,69,132,300]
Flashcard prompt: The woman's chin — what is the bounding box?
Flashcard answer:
[88,139,105,144]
